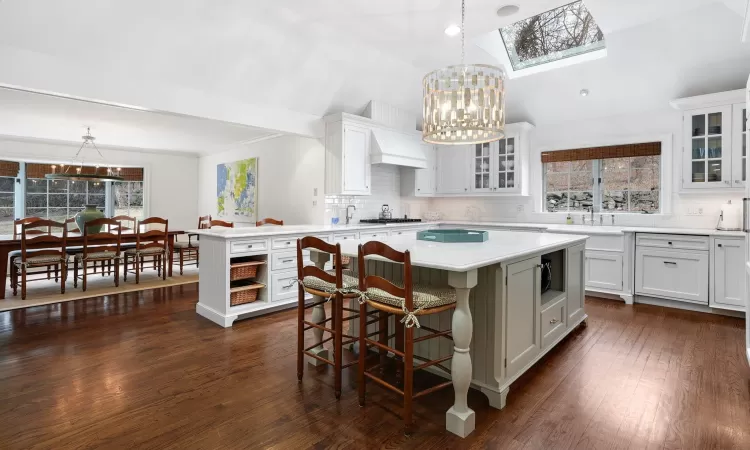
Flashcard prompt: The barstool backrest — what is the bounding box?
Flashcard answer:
[21,219,67,261]
[13,217,47,239]
[82,218,122,258]
[297,236,344,289]
[209,219,234,228]
[257,218,283,226]
[198,215,212,229]
[357,242,414,311]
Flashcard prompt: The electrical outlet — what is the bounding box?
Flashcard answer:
[516,205,524,213]
[697,207,703,215]
[313,188,318,196]
[312,200,317,206]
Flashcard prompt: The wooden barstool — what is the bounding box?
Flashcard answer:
[296,236,363,399]
[256,218,283,226]
[356,241,458,435]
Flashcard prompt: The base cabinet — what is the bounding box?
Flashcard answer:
[712,238,745,310]
[566,244,586,324]
[585,251,623,291]
[504,256,541,379]
[635,247,709,304]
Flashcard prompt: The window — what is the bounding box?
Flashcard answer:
[499,1,605,71]
[113,181,144,219]
[0,177,14,234]
[26,179,106,221]
[543,143,661,213]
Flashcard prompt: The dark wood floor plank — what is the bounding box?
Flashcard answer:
[0,288,748,450]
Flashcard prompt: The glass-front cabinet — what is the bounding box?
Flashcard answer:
[732,103,747,188]
[470,134,520,193]
[674,89,747,191]
[682,106,732,189]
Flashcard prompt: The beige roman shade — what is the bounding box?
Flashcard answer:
[541,142,661,163]
[25,163,144,181]
[0,160,20,177]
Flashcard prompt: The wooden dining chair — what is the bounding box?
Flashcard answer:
[123,217,168,284]
[256,218,283,226]
[72,218,122,291]
[10,217,53,280]
[296,236,363,399]
[11,219,68,300]
[173,216,228,275]
[356,241,458,435]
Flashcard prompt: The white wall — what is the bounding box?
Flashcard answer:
[429,108,743,229]
[0,136,199,231]
[324,165,431,223]
[198,135,326,226]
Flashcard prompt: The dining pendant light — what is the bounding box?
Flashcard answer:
[45,127,125,182]
[422,0,507,145]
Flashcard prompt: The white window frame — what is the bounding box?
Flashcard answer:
[531,134,673,217]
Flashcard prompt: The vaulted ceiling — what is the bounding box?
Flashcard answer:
[0,0,748,150]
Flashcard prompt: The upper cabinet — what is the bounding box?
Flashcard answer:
[437,122,534,196]
[401,143,437,197]
[671,89,747,191]
[470,132,521,194]
[324,116,371,195]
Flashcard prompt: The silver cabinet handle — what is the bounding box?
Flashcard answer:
[735,180,742,184]
[550,318,559,324]
[724,180,731,185]
[283,280,296,289]
[663,261,677,266]
[247,244,253,248]
[285,241,291,245]
[281,259,294,263]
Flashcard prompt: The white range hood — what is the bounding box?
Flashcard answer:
[370,128,427,169]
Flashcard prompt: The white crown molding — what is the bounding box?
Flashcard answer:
[0,133,202,158]
[669,88,746,110]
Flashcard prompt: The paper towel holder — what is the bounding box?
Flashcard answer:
[716,199,743,231]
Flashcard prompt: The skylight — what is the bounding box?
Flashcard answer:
[499,1,605,71]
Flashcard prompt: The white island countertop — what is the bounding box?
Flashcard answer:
[333,230,586,272]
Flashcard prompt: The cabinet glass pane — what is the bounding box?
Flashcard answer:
[707,160,721,182]
[691,114,705,137]
[507,172,515,188]
[498,140,506,155]
[497,174,506,188]
[707,112,722,135]
[707,137,721,158]
[691,138,705,159]
[475,145,482,157]
[475,174,482,188]
[507,138,515,154]
[483,174,489,188]
[691,161,705,182]
[507,155,515,171]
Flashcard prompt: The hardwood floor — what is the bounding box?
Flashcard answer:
[0,285,748,449]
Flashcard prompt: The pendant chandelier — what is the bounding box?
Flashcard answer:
[45,127,124,182]
[422,0,506,145]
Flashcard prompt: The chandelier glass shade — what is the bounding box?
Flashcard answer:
[44,127,124,182]
[422,64,506,144]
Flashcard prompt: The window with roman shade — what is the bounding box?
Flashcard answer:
[0,161,19,234]
[542,142,661,213]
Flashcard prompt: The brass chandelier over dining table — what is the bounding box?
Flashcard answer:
[422,0,507,145]
[45,127,125,182]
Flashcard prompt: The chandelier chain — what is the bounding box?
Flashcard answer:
[461,0,465,65]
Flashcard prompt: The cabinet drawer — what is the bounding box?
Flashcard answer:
[271,250,310,272]
[359,231,389,241]
[229,238,268,254]
[271,236,298,250]
[635,248,708,304]
[333,232,359,242]
[312,234,332,243]
[389,228,421,237]
[271,270,300,303]
[586,235,624,252]
[541,298,567,349]
[636,233,709,251]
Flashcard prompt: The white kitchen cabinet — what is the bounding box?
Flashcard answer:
[436,145,471,194]
[504,256,541,379]
[712,237,745,310]
[324,117,371,195]
[672,89,746,191]
[732,103,747,187]
[585,251,623,291]
[635,247,709,304]
[470,133,522,194]
[401,144,437,197]
[566,243,586,324]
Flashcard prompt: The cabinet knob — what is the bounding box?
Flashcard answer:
[550,318,559,324]
[724,180,731,185]
[717,243,723,247]
[667,242,672,245]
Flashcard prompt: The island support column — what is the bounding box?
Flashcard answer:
[446,269,478,438]
[306,252,330,366]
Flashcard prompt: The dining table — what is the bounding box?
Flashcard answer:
[0,230,184,299]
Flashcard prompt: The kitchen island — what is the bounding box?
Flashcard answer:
[193,225,588,438]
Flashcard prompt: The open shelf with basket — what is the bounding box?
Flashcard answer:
[229,256,268,307]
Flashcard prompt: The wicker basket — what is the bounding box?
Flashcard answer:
[230,283,264,306]
[230,261,265,281]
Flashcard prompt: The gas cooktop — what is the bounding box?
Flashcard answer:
[359,218,422,224]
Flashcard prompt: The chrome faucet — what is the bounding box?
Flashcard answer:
[345,205,356,225]
[590,207,594,226]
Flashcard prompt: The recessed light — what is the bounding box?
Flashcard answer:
[580,89,590,97]
[444,24,461,36]
[496,4,520,17]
